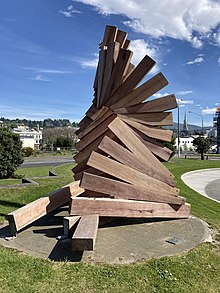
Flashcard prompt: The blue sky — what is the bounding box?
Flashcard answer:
[0,0,220,127]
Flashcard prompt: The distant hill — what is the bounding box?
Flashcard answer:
[168,122,212,131]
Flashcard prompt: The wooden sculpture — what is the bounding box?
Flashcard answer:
[69,25,190,249]
[6,25,190,252]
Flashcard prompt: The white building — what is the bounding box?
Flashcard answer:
[13,126,42,150]
[175,136,195,151]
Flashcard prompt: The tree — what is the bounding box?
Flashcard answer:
[162,135,176,158]
[193,136,211,160]
[0,129,24,178]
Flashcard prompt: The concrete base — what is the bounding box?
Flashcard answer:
[0,206,211,264]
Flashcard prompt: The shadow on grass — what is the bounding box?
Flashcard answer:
[0,200,24,209]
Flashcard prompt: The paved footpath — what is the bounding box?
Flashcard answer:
[181,168,220,203]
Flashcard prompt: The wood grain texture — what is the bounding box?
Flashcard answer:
[114,94,177,114]
[63,216,81,237]
[108,117,174,178]
[107,55,156,107]
[115,29,128,47]
[98,135,175,186]
[102,26,118,46]
[6,181,83,236]
[72,214,99,251]
[80,173,184,205]
[122,119,173,142]
[111,72,168,110]
[87,151,179,195]
[75,114,116,152]
[118,112,173,126]
[70,197,190,219]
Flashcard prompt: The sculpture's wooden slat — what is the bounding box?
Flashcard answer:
[122,39,130,49]
[86,104,99,119]
[70,197,190,219]
[132,129,172,162]
[108,117,174,178]
[122,63,135,82]
[6,181,84,236]
[75,114,116,152]
[111,72,168,110]
[72,214,99,251]
[98,135,175,186]
[115,29,128,47]
[100,42,120,106]
[114,94,177,114]
[119,112,173,126]
[78,116,93,131]
[97,48,107,107]
[80,173,184,205]
[77,108,113,139]
[106,55,156,107]
[103,49,133,103]
[122,119,173,142]
[87,151,179,195]
[63,216,81,237]
[102,25,118,46]
[73,130,115,164]
[73,166,104,181]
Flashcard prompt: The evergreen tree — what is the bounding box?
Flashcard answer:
[0,129,24,178]
[193,136,211,160]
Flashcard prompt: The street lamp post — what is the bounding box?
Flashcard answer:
[188,111,204,135]
[177,98,183,157]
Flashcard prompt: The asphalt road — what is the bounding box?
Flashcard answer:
[19,157,74,168]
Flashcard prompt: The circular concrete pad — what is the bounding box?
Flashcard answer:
[0,207,211,264]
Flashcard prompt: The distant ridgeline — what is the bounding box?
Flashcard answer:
[0,117,79,129]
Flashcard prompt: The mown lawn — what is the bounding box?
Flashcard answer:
[0,158,220,293]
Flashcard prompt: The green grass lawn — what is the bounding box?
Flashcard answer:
[0,159,220,293]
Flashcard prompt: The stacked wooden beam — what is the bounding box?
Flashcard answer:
[70,25,190,250]
[6,25,190,254]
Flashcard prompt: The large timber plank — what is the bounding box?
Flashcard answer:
[87,151,179,195]
[108,117,174,178]
[97,48,107,107]
[114,94,177,114]
[70,197,190,219]
[122,119,173,142]
[98,135,175,186]
[77,108,113,139]
[103,49,133,103]
[72,214,99,251]
[115,29,128,47]
[118,112,173,126]
[100,42,120,106]
[102,25,118,46]
[63,216,81,237]
[6,181,84,236]
[73,130,115,164]
[106,55,156,107]
[111,72,168,110]
[75,114,116,152]
[80,173,184,205]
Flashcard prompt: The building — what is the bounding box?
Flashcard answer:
[175,136,196,152]
[12,126,42,150]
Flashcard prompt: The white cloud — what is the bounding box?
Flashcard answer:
[130,39,159,73]
[74,0,220,47]
[59,5,81,17]
[79,53,99,68]
[176,90,193,95]
[153,92,170,98]
[218,57,220,65]
[202,107,216,114]
[24,67,72,74]
[28,75,51,82]
[215,102,219,106]
[213,30,220,46]
[177,98,194,105]
[186,56,204,65]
